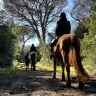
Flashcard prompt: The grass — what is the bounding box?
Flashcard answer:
[36,62,75,72]
[0,67,24,73]
[0,61,75,73]
[0,61,25,73]
[0,60,91,74]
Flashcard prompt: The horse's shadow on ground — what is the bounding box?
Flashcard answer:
[83,79,96,94]
[0,69,96,95]
[55,76,96,94]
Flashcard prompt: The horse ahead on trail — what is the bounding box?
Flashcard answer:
[25,51,37,71]
[51,34,90,89]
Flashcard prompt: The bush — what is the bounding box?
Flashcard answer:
[38,40,53,66]
[0,24,18,68]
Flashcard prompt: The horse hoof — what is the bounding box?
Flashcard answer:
[66,82,71,88]
[79,82,84,89]
[62,78,65,81]
[53,75,56,79]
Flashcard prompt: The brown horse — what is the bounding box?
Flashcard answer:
[52,34,90,89]
[25,51,37,71]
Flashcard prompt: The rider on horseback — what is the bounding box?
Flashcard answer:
[30,44,36,52]
[25,44,36,60]
[25,44,37,70]
[50,12,71,59]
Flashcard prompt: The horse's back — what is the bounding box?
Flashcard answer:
[58,34,76,42]
[57,34,73,50]
[56,34,80,53]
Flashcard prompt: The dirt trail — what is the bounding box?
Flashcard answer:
[0,67,96,96]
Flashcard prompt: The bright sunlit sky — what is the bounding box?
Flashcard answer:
[0,0,2,10]
[0,0,76,46]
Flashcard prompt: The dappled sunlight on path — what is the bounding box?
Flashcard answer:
[0,67,96,96]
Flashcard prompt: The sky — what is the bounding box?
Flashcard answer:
[0,1,2,11]
[0,0,3,7]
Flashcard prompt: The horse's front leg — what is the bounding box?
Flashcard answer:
[53,58,56,79]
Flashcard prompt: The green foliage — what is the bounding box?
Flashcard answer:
[36,62,75,73]
[85,13,96,34]
[81,12,96,71]
[0,66,24,73]
[38,40,53,66]
[0,24,21,68]
[74,22,88,39]
[92,5,96,11]
[13,60,25,69]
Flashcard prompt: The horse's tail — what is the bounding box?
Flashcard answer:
[69,36,90,81]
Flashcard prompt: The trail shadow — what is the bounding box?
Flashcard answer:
[0,69,61,95]
[0,69,96,95]
[83,79,96,94]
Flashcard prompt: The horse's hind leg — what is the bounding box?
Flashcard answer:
[25,61,29,70]
[62,51,71,86]
[26,64,29,70]
[61,52,66,81]
[66,62,71,87]
[33,62,36,71]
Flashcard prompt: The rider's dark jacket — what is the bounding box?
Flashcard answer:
[30,45,36,52]
[56,18,71,37]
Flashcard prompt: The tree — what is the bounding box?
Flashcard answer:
[74,22,88,39]
[81,12,96,69]
[3,0,68,42]
[47,29,56,43]
[70,0,96,22]
[0,10,10,25]
[0,24,20,67]
[19,26,35,53]
[18,26,36,62]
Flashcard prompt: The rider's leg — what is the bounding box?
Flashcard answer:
[50,38,58,59]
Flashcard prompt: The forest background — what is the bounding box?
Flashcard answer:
[0,0,96,73]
